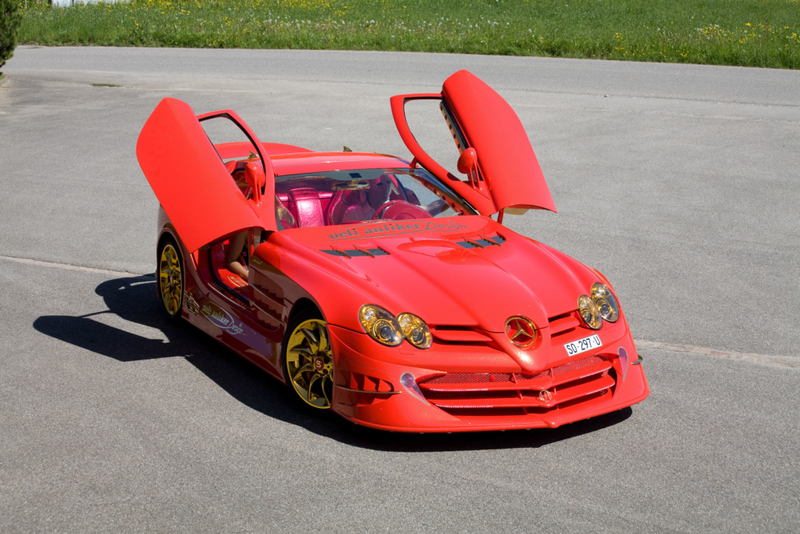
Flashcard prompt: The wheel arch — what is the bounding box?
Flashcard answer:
[287,297,323,325]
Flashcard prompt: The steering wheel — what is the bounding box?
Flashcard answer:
[372,200,432,220]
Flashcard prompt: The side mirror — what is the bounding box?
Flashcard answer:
[457,147,478,175]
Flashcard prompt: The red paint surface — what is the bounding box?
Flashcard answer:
[140,71,648,433]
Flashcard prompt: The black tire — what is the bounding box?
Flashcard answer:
[281,308,334,410]
[157,234,184,321]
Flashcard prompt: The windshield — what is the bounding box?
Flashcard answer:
[273,167,476,230]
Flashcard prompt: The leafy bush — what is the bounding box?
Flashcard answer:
[1,0,23,75]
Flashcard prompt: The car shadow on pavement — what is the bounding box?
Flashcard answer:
[34,275,632,452]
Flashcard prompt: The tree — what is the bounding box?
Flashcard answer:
[1,0,23,76]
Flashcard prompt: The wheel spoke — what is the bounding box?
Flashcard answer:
[321,375,331,405]
[317,330,329,353]
[290,346,313,357]
[306,373,321,401]
[292,363,314,378]
[300,328,319,351]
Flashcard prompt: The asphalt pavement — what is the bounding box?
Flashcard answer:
[1,47,798,533]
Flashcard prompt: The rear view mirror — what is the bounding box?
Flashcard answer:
[457,147,478,175]
[245,161,265,205]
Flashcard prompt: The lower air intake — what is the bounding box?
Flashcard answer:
[417,355,615,416]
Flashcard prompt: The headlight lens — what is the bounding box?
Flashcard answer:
[591,283,619,323]
[359,304,403,346]
[578,294,603,330]
[578,283,620,329]
[397,312,432,349]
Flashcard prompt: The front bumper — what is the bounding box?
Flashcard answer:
[327,324,650,433]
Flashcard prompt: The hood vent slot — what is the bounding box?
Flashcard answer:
[455,234,506,249]
[322,246,388,258]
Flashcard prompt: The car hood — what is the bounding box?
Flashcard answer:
[277,216,598,333]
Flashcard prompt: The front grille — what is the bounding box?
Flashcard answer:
[424,372,515,385]
[417,355,614,415]
[430,309,582,346]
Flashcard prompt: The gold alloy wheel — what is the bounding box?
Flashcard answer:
[159,243,183,317]
[285,318,334,409]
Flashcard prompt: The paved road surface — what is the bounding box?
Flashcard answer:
[1,47,798,532]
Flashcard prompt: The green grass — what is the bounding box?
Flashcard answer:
[17,0,800,69]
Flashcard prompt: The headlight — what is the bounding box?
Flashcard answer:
[359,306,432,349]
[591,283,619,323]
[397,312,432,349]
[578,283,621,330]
[578,295,602,330]
[359,304,403,346]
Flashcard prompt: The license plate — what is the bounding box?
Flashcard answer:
[564,334,602,356]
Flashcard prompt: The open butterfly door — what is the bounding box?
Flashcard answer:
[137,98,278,253]
[390,70,556,216]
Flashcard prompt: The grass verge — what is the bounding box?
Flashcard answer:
[17,0,800,69]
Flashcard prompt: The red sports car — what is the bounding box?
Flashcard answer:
[137,70,649,433]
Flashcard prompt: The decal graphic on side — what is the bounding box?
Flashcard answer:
[328,220,468,241]
[185,292,201,316]
[201,302,244,335]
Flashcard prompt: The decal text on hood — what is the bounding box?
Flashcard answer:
[328,220,468,241]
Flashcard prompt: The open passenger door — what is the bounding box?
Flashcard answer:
[137,98,278,253]
[391,70,556,216]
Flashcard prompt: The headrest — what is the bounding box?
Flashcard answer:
[341,189,367,205]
